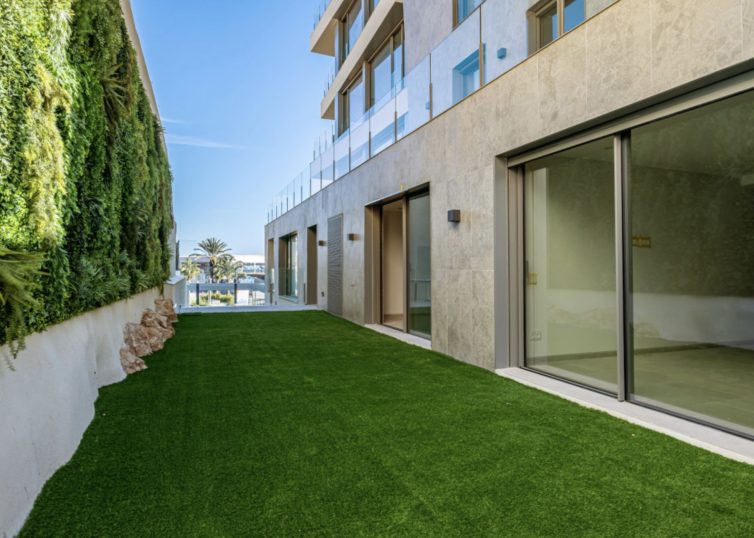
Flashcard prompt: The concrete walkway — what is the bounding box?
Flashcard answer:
[177,304,318,314]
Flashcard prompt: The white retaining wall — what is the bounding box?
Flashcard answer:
[0,288,160,537]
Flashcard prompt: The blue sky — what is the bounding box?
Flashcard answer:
[131,0,332,255]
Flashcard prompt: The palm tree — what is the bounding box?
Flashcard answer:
[180,257,201,282]
[194,237,230,283]
[214,254,244,283]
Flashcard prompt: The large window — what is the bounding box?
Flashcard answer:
[280,233,298,298]
[517,88,754,439]
[531,0,585,51]
[370,42,392,107]
[343,0,364,59]
[369,26,404,108]
[348,76,365,126]
[340,75,366,135]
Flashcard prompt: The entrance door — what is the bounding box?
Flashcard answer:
[306,225,318,305]
[381,200,405,330]
[377,190,432,338]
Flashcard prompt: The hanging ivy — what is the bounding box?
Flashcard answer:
[0,0,173,350]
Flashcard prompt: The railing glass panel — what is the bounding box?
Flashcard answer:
[321,142,335,188]
[334,130,350,179]
[482,0,529,83]
[430,9,481,116]
[370,91,395,156]
[350,114,370,168]
[396,57,430,140]
[310,155,323,196]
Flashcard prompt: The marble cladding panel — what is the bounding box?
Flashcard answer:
[447,268,474,364]
[586,0,653,117]
[537,25,589,135]
[431,267,449,354]
[649,0,743,93]
[745,0,754,56]
[472,269,496,369]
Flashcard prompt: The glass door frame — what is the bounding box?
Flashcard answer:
[517,135,624,398]
[406,190,432,339]
[504,68,754,439]
[372,186,432,340]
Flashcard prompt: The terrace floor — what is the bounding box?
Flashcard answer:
[20,312,754,537]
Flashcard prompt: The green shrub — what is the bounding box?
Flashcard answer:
[0,0,173,349]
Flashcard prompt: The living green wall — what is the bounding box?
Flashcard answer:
[0,0,173,349]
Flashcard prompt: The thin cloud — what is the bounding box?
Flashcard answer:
[160,116,188,125]
[165,133,246,150]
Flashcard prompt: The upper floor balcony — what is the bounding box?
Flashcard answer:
[312,0,403,119]
[270,0,620,223]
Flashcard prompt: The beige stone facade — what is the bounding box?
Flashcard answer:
[268,0,754,370]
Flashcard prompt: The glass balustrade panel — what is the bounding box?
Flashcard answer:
[430,9,480,116]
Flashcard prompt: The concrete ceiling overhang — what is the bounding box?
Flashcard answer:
[320,0,404,119]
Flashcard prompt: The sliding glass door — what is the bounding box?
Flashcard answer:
[629,90,754,437]
[518,88,754,438]
[408,193,431,338]
[523,138,617,393]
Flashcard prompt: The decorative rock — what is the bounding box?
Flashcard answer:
[154,297,178,323]
[120,297,178,375]
[141,309,174,339]
[123,322,152,358]
[119,345,148,374]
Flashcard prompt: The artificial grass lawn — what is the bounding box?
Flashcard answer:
[21,312,754,537]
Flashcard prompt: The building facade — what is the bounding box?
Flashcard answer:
[266,0,754,440]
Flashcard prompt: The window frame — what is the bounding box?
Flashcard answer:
[529,0,586,53]
[341,0,364,62]
[453,0,483,28]
[366,23,405,109]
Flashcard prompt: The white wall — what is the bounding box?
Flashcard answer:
[0,288,159,537]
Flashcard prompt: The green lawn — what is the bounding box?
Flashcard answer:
[20,312,754,537]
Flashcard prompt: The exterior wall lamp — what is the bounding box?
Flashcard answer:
[318,240,327,246]
[347,233,358,241]
[447,209,461,223]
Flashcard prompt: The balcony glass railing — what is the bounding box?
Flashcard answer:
[269,0,619,223]
[313,0,334,30]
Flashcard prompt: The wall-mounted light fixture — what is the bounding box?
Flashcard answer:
[347,233,358,241]
[497,47,507,59]
[318,240,327,247]
[447,209,461,223]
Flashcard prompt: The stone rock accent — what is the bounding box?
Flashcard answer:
[155,297,178,323]
[119,297,178,375]
[120,346,147,374]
